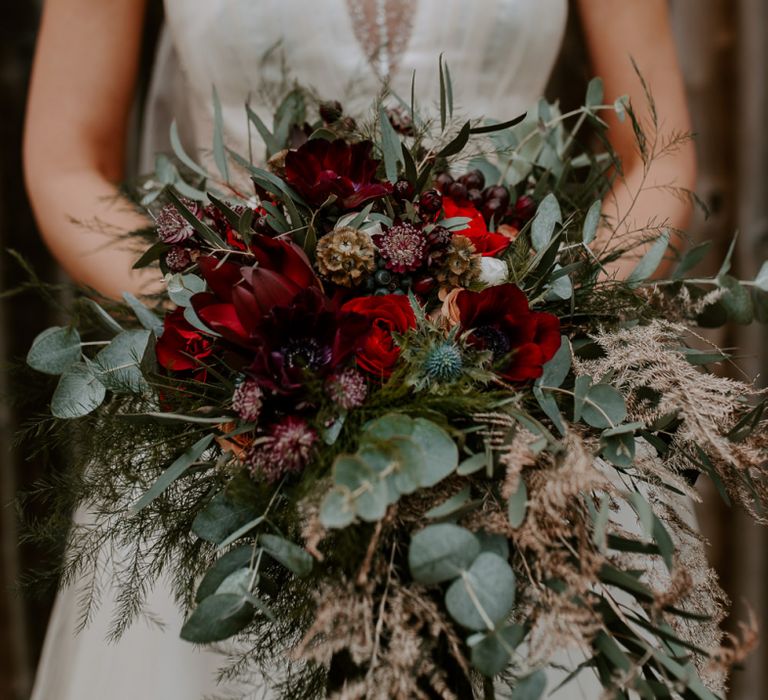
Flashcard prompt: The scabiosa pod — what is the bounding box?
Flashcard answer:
[247,417,317,483]
[156,197,203,244]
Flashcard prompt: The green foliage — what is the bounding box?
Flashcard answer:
[26,326,81,375]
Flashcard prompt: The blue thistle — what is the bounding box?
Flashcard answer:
[423,342,464,382]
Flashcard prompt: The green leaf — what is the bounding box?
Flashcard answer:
[180,593,253,643]
[457,452,488,475]
[755,261,768,292]
[536,335,569,388]
[510,670,547,700]
[379,106,402,184]
[408,524,480,585]
[411,418,459,487]
[626,230,670,287]
[425,486,473,519]
[196,545,253,602]
[438,54,447,131]
[27,326,81,375]
[507,478,528,528]
[582,199,602,245]
[123,293,163,335]
[436,121,471,159]
[83,298,124,334]
[319,487,356,529]
[672,241,712,280]
[470,624,526,677]
[581,384,627,429]
[165,188,224,247]
[169,120,209,179]
[718,233,739,278]
[93,330,151,393]
[167,273,206,307]
[50,362,106,418]
[601,430,636,467]
[533,385,565,436]
[572,374,592,422]
[273,89,306,147]
[530,194,561,252]
[718,274,754,324]
[468,113,526,135]
[363,413,414,441]
[129,433,214,514]
[192,491,260,544]
[260,534,313,577]
[132,240,169,270]
[586,77,604,107]
[246,104,281,157]
[334,454,389,522]
[211,86,230,182]
[445,552,516,631]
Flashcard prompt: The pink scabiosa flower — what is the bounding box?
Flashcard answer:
[326,368,368,409]
[231,379,264,423]
[156,197,203,244]
[164,246,193,272]
[247,417,317,483]
[373,222,427,273]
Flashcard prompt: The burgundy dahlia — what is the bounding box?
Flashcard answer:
[156,197,203,244]
[247,417,317,483]
[374,222,427,273]
[456,283,561,383]
[284,139,393,210]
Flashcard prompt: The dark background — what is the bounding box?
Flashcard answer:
[1,1,766,699]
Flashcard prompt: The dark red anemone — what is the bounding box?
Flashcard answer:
[191,235,318,349]
[248,288,370,393]
[456,283,561,382]
[285,139,393,210]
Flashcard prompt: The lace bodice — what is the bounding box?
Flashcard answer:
[141,0,567,167]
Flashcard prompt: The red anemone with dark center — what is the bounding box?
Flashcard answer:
[285,139,393,210]
[442,197,511,256]
[456,283,561,382]
[247,288,370,394]
[190,235,318,349]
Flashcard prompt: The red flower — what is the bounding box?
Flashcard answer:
[191,235,318,348]
[442,197,511,256]
[456,284,561,382]
[285,139,393,210]
[341,294,416,378]
[156,307,213,373]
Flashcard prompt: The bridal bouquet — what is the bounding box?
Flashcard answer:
[22,70,768,699]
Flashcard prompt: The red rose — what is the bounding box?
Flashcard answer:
[341,295,416,378]
[456,283,561,382]
[156,307,214,373]
[442,197,510,256]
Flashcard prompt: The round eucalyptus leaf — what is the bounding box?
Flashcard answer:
[319,487,356,529]
[180,593,254,643]
[411,418,459,487]
[26,326,81,375]
[601,431,636,467]
[389,436,424,495]
[470,624,526,677]
[196,545,253,602]
[718,275,754,325]
[510,670,547,700]
[581,384,627,429]
[214,567,252,596]
[94,330,151,393]
[51,363,106,418]
[334,454,388,522]
[358,444,399,504]
[445,552,516,631]
[408,524,480,585]
[363,413,414,441]
[537,336,569,389]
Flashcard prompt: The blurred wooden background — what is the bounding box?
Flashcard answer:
[0,1,766,698]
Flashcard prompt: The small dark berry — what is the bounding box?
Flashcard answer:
[253,215,273,235]
[393,179,415,202]
[374,287,390,296]
[319,100,343,123]
[513,194,537,222]
[467,188,484,207]
[484,185,511,209]
[482,198,505,223]
[459,169,485,190]
[418,188,443,215]
[435,172,454,193]
[400,276,412,288]
[375,269,393,286]
[448,182,468,204]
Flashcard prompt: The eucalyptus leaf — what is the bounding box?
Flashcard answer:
[50,362,106,419]
[192,491,259,544]
[260,534,313,577]
[180,593,253,643]
[379,106,402,183]
[718,275,753,324]
[212,86,230,182]
[507,478,528,528]
[755,261,768,292]
[94,330,151,393]
[510,670,547,700]
[319,487,356,529]
[581,384,627,429]
[196,545,253,602]
[470,624,526,677]
[672,241,712,280]
[123,293,163,336]
[582,199,602,245]
[82,298,124,334]
[334,454,389,522]
[27,326,81,375]
[445,552,516,630]
[425,487,473,520]
[536,335,569,388]
[167,273,206,307]
[533,385,565,436]
[626,230,670,287]
[411,418,459,487]
[572,374,592,422]
[457,452,488,475]
[530,193,561,252]
[585,77,604,108]
[408,524,480,585]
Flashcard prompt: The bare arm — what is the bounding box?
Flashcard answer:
[577,0,697,277]
[24,0,163,300]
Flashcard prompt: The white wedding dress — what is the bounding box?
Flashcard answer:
[31,2,586,699]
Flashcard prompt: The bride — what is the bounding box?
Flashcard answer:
[23,1,696,698]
